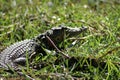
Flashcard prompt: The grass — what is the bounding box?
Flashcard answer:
[0,0,120,80]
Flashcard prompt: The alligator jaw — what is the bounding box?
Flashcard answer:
[65,26,88,37]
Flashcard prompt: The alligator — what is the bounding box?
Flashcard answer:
[0,25,87,71]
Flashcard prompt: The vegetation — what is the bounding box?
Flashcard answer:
[0,0,120,80]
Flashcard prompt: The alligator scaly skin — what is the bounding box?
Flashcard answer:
[0,39,44,70]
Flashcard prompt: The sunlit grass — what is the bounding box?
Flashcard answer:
[0,0,120,79]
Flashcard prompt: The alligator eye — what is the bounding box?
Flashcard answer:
[56,37,60,41]
[55,36,63,43]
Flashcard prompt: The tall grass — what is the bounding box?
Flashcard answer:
[0,0,120,79]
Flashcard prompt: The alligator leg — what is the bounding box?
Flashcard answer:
[14,57,26,65]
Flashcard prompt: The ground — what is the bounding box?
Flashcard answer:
[0,0,120,80]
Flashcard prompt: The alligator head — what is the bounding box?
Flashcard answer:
[36,25,87,50]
